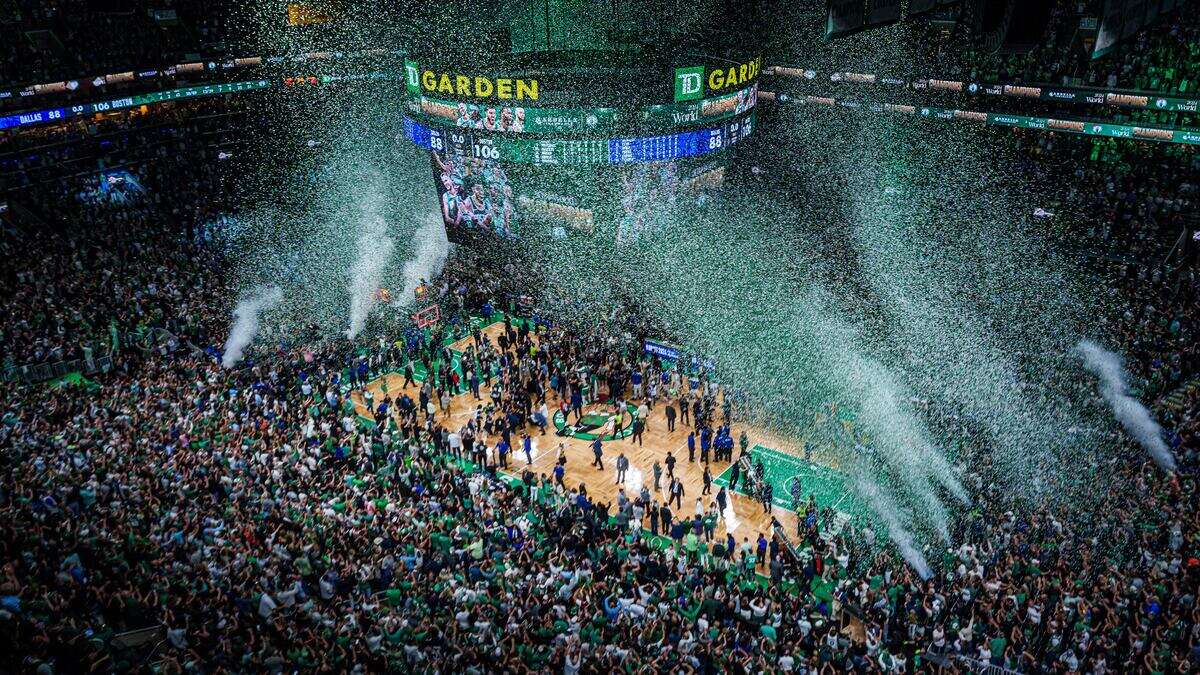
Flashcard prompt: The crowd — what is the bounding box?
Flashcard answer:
[0,98,254,372]
[927,2,1200,96]
[1,246,1198,673]
[1,27,1199,674]
[1018,128,1200,400]
[0,261,852,673]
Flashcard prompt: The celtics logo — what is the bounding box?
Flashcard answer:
[785,476,805,499]
[553,402,639,441]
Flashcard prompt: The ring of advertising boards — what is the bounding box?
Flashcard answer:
[407,83,758,134]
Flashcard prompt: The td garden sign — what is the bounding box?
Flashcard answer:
[675,56,762,102]
[406,59,540,101]
[405,57,762,105]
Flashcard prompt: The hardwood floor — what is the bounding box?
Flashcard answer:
[350,322,806,548]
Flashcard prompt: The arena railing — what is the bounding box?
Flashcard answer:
[1,354,113,384]
[952,654,1023,675]
[918,646,1024,674]
[107,624,167,672]
[1,328,201,384]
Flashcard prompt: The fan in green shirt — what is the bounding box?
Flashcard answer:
[989,636,1007,660]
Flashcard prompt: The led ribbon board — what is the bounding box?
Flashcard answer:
[409,84,758,134]
[0,80,272,130]
[769,66,1200,113]
[404,111,756,165]
[783,95,1200,146]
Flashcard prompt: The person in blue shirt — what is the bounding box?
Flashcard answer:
[570,387,584,422]
[497,439,509,469]
[522,433,533,466]
[590,438,604,469]
[687,432,696,462]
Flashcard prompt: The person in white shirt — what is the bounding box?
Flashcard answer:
[563,647,581,675]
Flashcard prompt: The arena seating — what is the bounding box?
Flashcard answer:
[0,9,1198,674]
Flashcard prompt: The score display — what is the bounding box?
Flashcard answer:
[0,80,272,130]
[404,111,755,165]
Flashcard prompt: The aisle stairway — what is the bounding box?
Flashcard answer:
[1159,377,1200,414]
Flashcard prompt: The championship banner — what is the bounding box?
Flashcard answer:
[866,0,902,26]
[644,340,682,361]
[825,0,866,39]
[1094,0,1183,58]
[286,3,336,26]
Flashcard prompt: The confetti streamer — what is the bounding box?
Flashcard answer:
[1077,339,1177,473]
[222,285,282,367]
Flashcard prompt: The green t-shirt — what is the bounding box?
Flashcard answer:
[990,636,1007,659]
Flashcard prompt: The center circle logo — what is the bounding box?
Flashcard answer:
[553,402,639,441]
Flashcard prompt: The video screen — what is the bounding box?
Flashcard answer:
[430,150,519,243]
[421,99,527,132]
[518,193,595,237]
[615,160,726,244]
[615,162,681,244]
[76,169,146,205]
[701,83,758,118]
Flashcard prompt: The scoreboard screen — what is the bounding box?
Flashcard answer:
[404,111,755,166]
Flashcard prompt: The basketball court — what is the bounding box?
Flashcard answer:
[348,314,861,551]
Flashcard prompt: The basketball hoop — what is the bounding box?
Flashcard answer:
[412,304,440,329]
